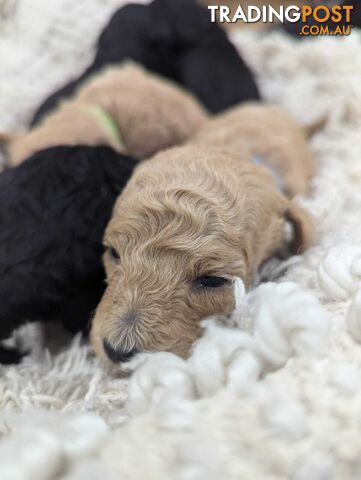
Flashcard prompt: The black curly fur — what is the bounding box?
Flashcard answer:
[0,146,137,346]
[31,0,260,124]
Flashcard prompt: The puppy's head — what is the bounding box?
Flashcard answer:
[91,146,314,362]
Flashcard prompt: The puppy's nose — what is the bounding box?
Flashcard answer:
[103,339,138,363]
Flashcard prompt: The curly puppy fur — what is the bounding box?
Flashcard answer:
[6,64,207,166]
[192,103,315,197]
[91,144,314,362]
[31,0,259,124]
[0,146,137,347]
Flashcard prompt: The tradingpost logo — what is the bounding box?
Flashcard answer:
[208,4,355,36]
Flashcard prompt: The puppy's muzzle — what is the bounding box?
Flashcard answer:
[103,339,138,363]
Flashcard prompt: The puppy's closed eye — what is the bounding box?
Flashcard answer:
[193,276,230,289]
[105,246,121,263]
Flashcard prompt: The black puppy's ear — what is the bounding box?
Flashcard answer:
[280,203,315,259]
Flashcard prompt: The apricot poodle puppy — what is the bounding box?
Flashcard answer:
[191,103,315,197]
[5,63,207,166]
[91,120,315,362]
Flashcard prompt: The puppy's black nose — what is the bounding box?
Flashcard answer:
[103,339,138,363]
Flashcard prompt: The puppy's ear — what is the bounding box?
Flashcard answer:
[283,202,315,256]
[302,115,328,138]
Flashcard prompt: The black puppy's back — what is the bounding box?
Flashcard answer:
[0,146,137,341]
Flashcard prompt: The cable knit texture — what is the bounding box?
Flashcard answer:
[1,2,361,479]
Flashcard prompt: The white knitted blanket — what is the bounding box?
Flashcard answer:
[1,1,361,479]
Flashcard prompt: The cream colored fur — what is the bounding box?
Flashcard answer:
[1,2,361,479]
[192,103,316,197]
[91,143,314,361]
[6,64,208,165]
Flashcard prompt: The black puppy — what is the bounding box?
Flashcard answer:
[0,146,137,362]
[147,0,260,113]
[31,0,259,124]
